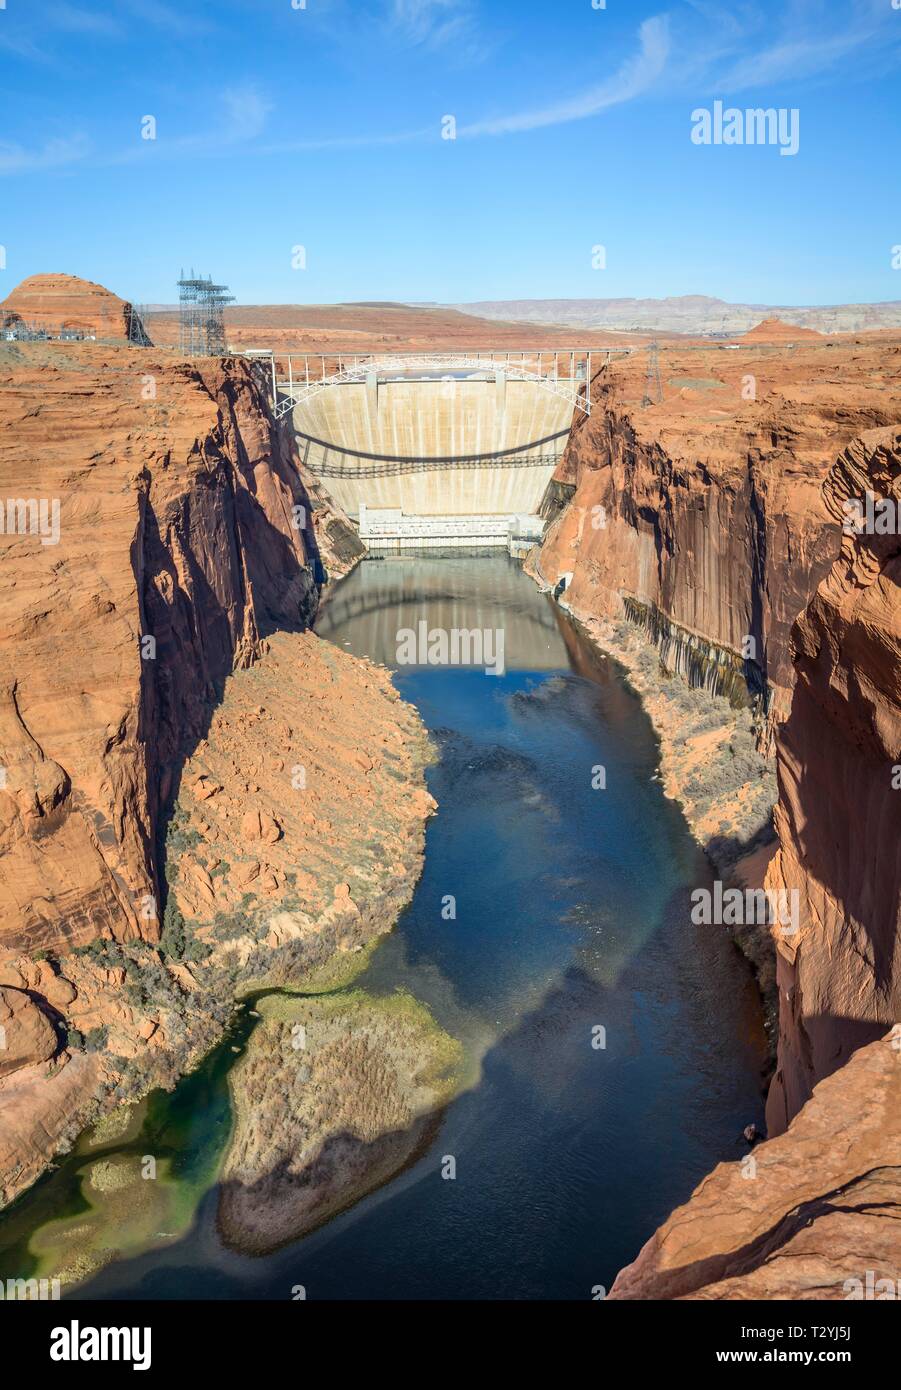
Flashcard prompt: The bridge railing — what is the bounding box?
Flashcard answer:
[242,348,612,420]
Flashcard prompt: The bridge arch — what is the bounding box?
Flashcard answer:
[244,348,597,420]
[244,347,602,523]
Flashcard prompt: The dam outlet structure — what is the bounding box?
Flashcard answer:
[246,348,601,549]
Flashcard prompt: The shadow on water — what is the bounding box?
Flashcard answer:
[0,554,768,1300]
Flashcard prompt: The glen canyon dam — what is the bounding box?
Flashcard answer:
[0,0,899,1368]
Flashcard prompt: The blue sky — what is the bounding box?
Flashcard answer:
[1,0,899,306]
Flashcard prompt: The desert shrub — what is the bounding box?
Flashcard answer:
[161,901,188,959]
[85,1025,108,1052]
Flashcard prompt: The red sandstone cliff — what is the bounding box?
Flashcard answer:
[765,427,901,1132]
[0,339,365,1198]
[534,342,901,729]
[0,342,359,963]
[608,1032,900,1300]
[0,273,144,343]
[539,343,901,1297]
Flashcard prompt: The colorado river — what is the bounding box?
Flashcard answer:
[0,555,767,1300]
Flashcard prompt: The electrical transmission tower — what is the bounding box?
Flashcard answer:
[177,271,235,356]
[642,340,663,407]
[127,304,152,346]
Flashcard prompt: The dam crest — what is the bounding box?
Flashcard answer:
[247,348,604,543]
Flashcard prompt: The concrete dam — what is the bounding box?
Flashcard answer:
[250,350,597,547]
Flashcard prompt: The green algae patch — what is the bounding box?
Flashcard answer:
[25,1151,188,1292]
[242,930,385,999]
[82,1101,144,1153]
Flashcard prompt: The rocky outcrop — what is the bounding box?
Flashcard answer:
[168,625,435,966]
[0,273,142,342]
[534,342,901,731]
[555,348,901,1298]
[0,335,365,1204]
[765,428,901,1132]
[0,985,58,1077]
[0,341,360,962]
[740,317,824,343]
[608,1033,900,1300]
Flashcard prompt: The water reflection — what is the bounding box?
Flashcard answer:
[6,554,767,1302]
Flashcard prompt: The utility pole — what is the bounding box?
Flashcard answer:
[642,340,663,407]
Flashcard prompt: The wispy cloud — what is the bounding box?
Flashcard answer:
[0,28,52,64]
[713,1,897,90]
[92,81,274,168]
[2,0,898,180]
[46,4,123,38]
[259,128,431,155]
[221,83,272,141]
[0,134,91,175]
[120,0,214,37]
[390,0,474,52]
[0,0,213,67]
[676,0,901,93]
[458,16,670,138]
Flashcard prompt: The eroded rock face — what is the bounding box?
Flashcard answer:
[0,341,359,960]
[765,429,901,1132]
[0,273,138,342]
[542,346,901,1297]
[534,342,901,729]
[0,986,57,1077]
[0,335,363,1203]
[608,1034,900,1300]
[169,626,435,962]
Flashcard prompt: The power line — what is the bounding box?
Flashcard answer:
[177,270,235,356]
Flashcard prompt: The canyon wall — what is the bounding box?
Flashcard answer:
[608,1031,900,1300]
[0,340,365,1197]
[541,343,901,1297]
[534,344,901,729]
[0,342,359,963]
[765,427,901,1131]
[534,345,901,1135]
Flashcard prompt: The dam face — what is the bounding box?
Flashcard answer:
[288,369,581,527]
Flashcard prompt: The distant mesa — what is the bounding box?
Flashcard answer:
[739,316,825,343]
[0,272,150,345]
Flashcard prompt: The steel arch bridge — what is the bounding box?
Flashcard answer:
[243,349,599,420]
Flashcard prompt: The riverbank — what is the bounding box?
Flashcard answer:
[0,341,366,1211]
[0,621,436,1224]
[0,618,441,1289]
[529,564,779,1019]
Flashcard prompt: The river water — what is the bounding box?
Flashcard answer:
[0,555,766,1300]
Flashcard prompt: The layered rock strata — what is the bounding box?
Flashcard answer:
[534,341,901,732]
[548,347,901,1295]
[0,338,375,1204]
[765,428,901,1131]
[0,273,142,342]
